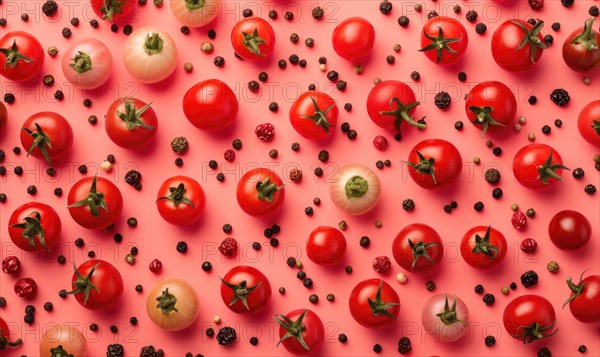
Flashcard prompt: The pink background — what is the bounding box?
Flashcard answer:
[1,0,599,356]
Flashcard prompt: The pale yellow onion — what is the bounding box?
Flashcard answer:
[330,163,381,215]
[170,0,220,27]
[147,277,199,331]
[39,324,87,357]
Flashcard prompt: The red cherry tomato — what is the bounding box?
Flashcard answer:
[0,102,7,130]
[231,17,275,61]
[8,202,62,253]
[0,31,44,82]
[492,19,548,72]
[183,79,239,131]
[220,266,271,314]
[274,309,324,355]
[236,168,285,217]
[20,112,74,165]
[419,16,468,65]
[67,260,123,311]
[392,223,443,274]
[90,0,136,22]
[465,81,517,136]
[67,176,123,230]
[460,226,507,269]
[564,271,600,324]
[289,91,339,140]
[366,80,425,132]
[332,17,375,61]
[562,18,600,73]
[548,210,591,250]
[512,144,569,189]
[0,317,23,349]
[503,295,557,343]
[306,226,347,265]
[577,100,600,148]
[349,279,400,328]
[156,176,206,226]
[405,139,463,190]
[105,98,158,149]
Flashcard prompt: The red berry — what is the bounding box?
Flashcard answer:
[219,237,238,257]
[149,259,163,274]
[520,238,538,254]
[511,211,527,229]
[2,256,21,275]
[373,256,391,274]
[255,123,275,141]
[224,149,235,162]
[528,0,543,10]
[373,135,388,151]
[14,278,37,298]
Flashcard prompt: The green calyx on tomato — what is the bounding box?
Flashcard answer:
[274,310,311,351]
[242,29,266,56]
[50,345,74,357]
[468,106,506,137]
[436,294,467,326]
[471,225,498,259]
[23,122,54,165]
[65,263,101,305]
[407,238,439,271]
[143,33,164,56]
[0,330,23,350]
[69,51,93,74]
[537,150,570,184]
[367,280,399,319]
[300,96,336,133]
[156,183,195,207]
[563,270,590,308]
[404,151,437,185]
[99,0,127,21]
[117,99,156,130]
[511,19,548,64]
[255,178,283,203]
[155,288,179,315]
[419,26,463,64]
[379,97,426,132]
[571,18,599,52]
[0,40,35,69]
[67,176,109,216]
[510,320,557,343]
[185,0,206,11]
[10,211,49,251]
[344,176,368,199]
[220,278,263,311]
[591,120,600,135]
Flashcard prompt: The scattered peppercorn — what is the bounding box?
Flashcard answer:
[278,59,287,69]
[410,71,420,81]
[573,168,585,179]
[214,56,225,67]
[538,347,552,357]
[398,337,412,354]
[426,280,436,291]
[578,345,587,353]
[585,184,596,195]
[590,6,600,16]
[327,70,339,81]
[402,199,415,211]
[202,261,212,272]
[474,284,484,294]
[305,206,314,216]
[492,147,502,156]
[4,93,15,104]
[483,293,495,306]
[398,16,409,27]
[284,11,294,21]
[176,241,188,253]
[309,294,319,304]
[485,335,496,347]
[175,157,184,167]
[373,344,382,353]
[90,19,99,28]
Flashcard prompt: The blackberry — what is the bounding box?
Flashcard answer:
[550,88,570,106]
[521,270,539,288]
[402,199,415,211]
[585,184,596,195]
[398,337,412,354]
[107,344,125,357]
[124,170,142,185]
[485,168,501,184]
[485,335,496,347]
[216,326,237,345]
[379,0,392,14]
[483,293,495,306]
[434,91,451,109]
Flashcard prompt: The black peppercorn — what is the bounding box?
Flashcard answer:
[379,0,392,14]
[297,271,306,280]
[284,11,293,21]
[250,337,259,345]
[278,59,287,69]
[474,201,484,211]
[528,95,537,105]
[270,238,279,247]
[492,147,502,156]
[476,23,487,34]
[590,5,599,16]
[359,236,370,247]
[21,14,29,22]
[214,56,225,67]
[338,333,348,343]
[90,19,99,28]
[312,6,324,20]
[466,10,478,22]
[318,150,329,162]
[268,102,279,112]
[74,238,84,247]
[88,251,96,258]
[289,54,299,64]
[584,184,596,195]
[44,302,53,311]
[474,284,484,294]
[0,18,6,27]
[4,93,15,104]
[242,8,253,17]
[14,166,23,176]
[341,122,350,132]
[426,10,438,19]
[27,185,37,195]
[327,70,339,81]
[454,121,464,130]
[24,314,35,324]
[373,344,382,353]
[308,84,316,90]
[303,278,313,288]
[554,119,562,127]
[309,294,319,304]
[376,160,384,169]
[542,125,551,134]
[175,157,183,167]
[110,325,118,333]
[578,345,587,353]
[305,206,314,216]
[0,193,6,202]
[484,336,496,347]
[458,72,467,82]
[206,327,215,337]
[410,71,420,81]
[398,16,409,27]
[336,80,347,91]
[42,0,59,16]
[135,285,143,292]
[485,168,501,184]
[268,10,277,19]
[510,282,517,290]
[537,347,552,357]
[345,266,353,274]
[347,130,357,139]
[492,188,503,199]
[0,166,5,176]
[130,247,138,256]
[551,22,560,31]
[290,33,299,43]
[483,293,495,306]
[252,242,261,250]
[202,261,212,272]
[573,168,584,179]
[176,241,188,253]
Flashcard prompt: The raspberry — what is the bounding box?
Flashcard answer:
[520,238,538,253]
[373,135,388,150]
[528,0,544,10]
[372,256,391,273]
[255,123,275,141]
[219,238,238,257]
[511,211,527,229]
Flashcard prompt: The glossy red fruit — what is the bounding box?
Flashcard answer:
[372,256,392,274]
[14,278,36,298]
[373,135,388,150]
[465,81,517,136]
[349,279,400,328]
[2,256,21,275]
[511,211,527,229]
[564,271,600,324]
[274,309,324,355]
[419,16,468,65]
[492,20,548,72]
[562,18,600,73]
[503,295,557,343]
[548,210,591,250]
[577,100,600,148]
[219,238,238,257]
[220,266,271,314]
[332,17,375,61]
[520,238,538,254]
[149,259,162,274]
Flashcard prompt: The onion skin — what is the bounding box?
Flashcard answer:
[146,277,199,331]
[39,324,87,357]
[329,163,381,215]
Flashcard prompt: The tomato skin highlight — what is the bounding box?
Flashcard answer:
[8,202,62,253]
[183,79,239,131]
[20,112,74,165]
[577,100,600,148]
[548,210,591,250]
[349,279,400,328]
[156,176,206,226]
[289,91,339,140]
[503,295,558,343]
[70,260,124,311]
[220,266,272,314]
[460,226,507,269]
[306,226,347,265]
[231,17,275,61]
[0,31,45,82]
[332,17,375,61]
[236,168,285,217]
